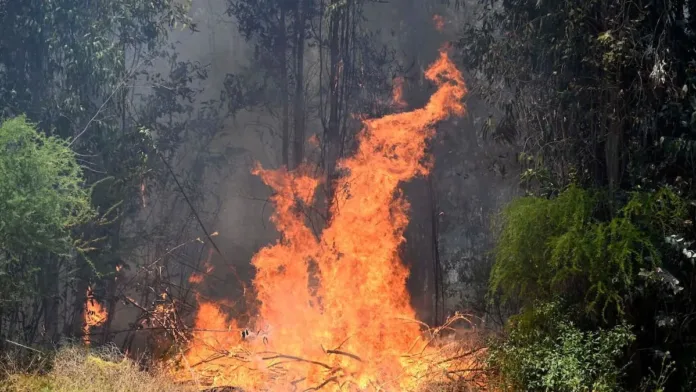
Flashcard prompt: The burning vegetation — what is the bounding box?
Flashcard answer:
[83,287,108,345]
[3,1,695,391]
[171,49,484,391]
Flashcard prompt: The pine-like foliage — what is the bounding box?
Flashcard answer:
[491,185,686,317]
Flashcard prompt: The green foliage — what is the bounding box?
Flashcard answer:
[488,302,635,392]
[0,0,194,133]
[459,0,696,191]
[462,0,696,389]
[0,0,225,344]
[0,116,94,254]
[491,186,686,317]
[0,116,93,299]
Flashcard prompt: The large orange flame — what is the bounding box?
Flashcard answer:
[179,49,471,391]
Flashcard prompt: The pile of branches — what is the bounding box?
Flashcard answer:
[182,313,488,392]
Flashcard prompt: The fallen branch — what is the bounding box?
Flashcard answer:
[434,346,486,366]
[261,354,333,370]
[303,376,338,391]
[325,349,362,362]
[4,339,43,354]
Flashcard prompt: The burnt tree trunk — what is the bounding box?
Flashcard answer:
[280,6,290,168]
[324,0,342,215]
[293,0,308,168]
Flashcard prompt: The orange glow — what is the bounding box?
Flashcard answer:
[393,76,407,108]
[188,273,205,284]
[83,287,108,345]
[433,14,445,31]
[308,133,320,147]
[176,50,477,391]
[140,180,147,208]
[189,249,214,285]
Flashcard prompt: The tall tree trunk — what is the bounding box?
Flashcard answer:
[40,255,60,343]
[101,231,122,344]
[428,174,444,326]
[325,0,342,215]
[279,6,290,168]
[605,79,623,190]
[293,0,308,168]
[68,259,90,338]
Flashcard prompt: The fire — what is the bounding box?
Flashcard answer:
[392,76,407,108]
[433,14,445,32]
[177,50,476,391]
[189,249,215,284]
[83,287,108,345]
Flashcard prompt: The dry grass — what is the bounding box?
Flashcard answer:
[0,322,488,392]
[0,345,196,392]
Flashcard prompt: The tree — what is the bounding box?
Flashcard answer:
[0,116,94,343]
[460,0,696,194]
[226,0,316,169]
[0,0,240,348]
[227,0,407,204]
[460,0,696,389]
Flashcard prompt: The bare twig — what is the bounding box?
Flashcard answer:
[260,354,333,370]
[4,340,44,354]
[303,376,338,391]
[325,349,362,362]
[434,347,486,366]
[158,151,248,293]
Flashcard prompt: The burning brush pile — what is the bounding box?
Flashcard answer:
[171,49,486,391]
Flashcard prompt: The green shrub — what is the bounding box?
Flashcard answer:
[0,116,94,302]
[0,116,94,254]
[491,185,685,317]
[487,302,635,392]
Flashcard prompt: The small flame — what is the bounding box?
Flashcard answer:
[433,14,445,32]
[83,287,108,345]
[177,49,471,391]
[308,134,320,147]
[189,249,214,284]
[189,273,204,284]
[393,76,407,108]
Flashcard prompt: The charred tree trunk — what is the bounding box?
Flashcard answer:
[428,174,445,326]
[279,6,290,168]
[67,258,90,338]
[324,0,346,219]
[605,78,624,190]
[293,0,308,168]
[101,252,122,344]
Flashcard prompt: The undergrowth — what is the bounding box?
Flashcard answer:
[486,301,635,392]
[0,345,195,392]
[0,344,481,392]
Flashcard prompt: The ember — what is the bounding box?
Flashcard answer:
[433,15,445,32]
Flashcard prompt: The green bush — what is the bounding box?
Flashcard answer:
[491,185,685,317]
[487,302,635,392]
[0,116,94,301]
